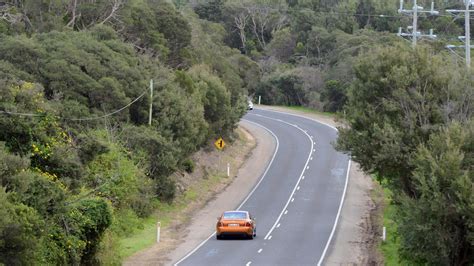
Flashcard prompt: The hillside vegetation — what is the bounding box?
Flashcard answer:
[0,0,473,264]
[0,0,253,264]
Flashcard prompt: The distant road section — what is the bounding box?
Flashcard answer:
[175,108,350,265]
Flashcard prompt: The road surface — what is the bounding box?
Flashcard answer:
[175,108,350,266]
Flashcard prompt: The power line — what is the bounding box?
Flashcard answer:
[197,1,463,18]
[65,90,147,121]
[0,88,148,121]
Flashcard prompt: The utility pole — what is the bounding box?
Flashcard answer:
[466,1,471,68]
[446,0,473,68]
[148,79,153,126]
[398,0,439,47]
[413,0,418,47]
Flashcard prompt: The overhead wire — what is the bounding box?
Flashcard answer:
[0,88,149,121]
[196,2,470,19]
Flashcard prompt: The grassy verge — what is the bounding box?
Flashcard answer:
[271,105,336,118]
[117,128,252,260]
[379,187,419,266]
[117,173,225,258]
[379,188,402,265]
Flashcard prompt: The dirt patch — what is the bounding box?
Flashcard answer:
[123,122,276,266]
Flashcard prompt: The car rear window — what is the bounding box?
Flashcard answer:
[223,211,247,219]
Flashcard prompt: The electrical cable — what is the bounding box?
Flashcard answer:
[0,88,148,121]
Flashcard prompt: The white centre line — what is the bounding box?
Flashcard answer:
[302,176,305,180]
[297,186,300,191]
[174,120,281,266]
[258,249,263,253]
[268,235,272,240]
[246,261,252,266]
[250,108,350,266]
[291,198,294,202]
[310,157,313,160]
[257,113,314,241]
[277,223,281,228]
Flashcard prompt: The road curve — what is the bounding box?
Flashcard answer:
[175,108,350,266]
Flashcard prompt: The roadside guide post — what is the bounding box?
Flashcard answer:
[157,221,161,243]
[227,163,230,177]
[258,95,261,105]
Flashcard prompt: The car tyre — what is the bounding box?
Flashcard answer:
[216,234,222,240]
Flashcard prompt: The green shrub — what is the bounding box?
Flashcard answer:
[0,187,44,265]
[182,158,195,173]
[77,134,109,164]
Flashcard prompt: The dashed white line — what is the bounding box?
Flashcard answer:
[313,149,316,152]
[310,157,313,160]
[297,186,300,191]
[258,249,263,253]
[268,235,272,240]
[291,198,294,202]
[302,176,305,180]
[174,120,280,266]
[277,223,281,228]
[258,113,314,240]
[246,261,252,266]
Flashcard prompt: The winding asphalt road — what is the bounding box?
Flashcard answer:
[175,108,350,266]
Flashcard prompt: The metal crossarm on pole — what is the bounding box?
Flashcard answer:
[397,1,438,47]
[445,0,473,68]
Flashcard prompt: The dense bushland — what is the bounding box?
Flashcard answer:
[193,0,467,112]
[337,45,473,264]
[0,0,249,263]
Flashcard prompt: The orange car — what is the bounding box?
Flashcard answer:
[216,210,256,239]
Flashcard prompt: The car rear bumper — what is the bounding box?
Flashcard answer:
[217,226,253,236]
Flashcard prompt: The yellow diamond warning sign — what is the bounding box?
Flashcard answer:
[214,137,226,150]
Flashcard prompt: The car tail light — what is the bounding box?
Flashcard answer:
[245,222,252,227]
[217,222,223,227]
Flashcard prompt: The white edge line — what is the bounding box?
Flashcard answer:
[256,108,352,265]
[173,119,280,266]
[258,114,314,240]
[317,159,352,266]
